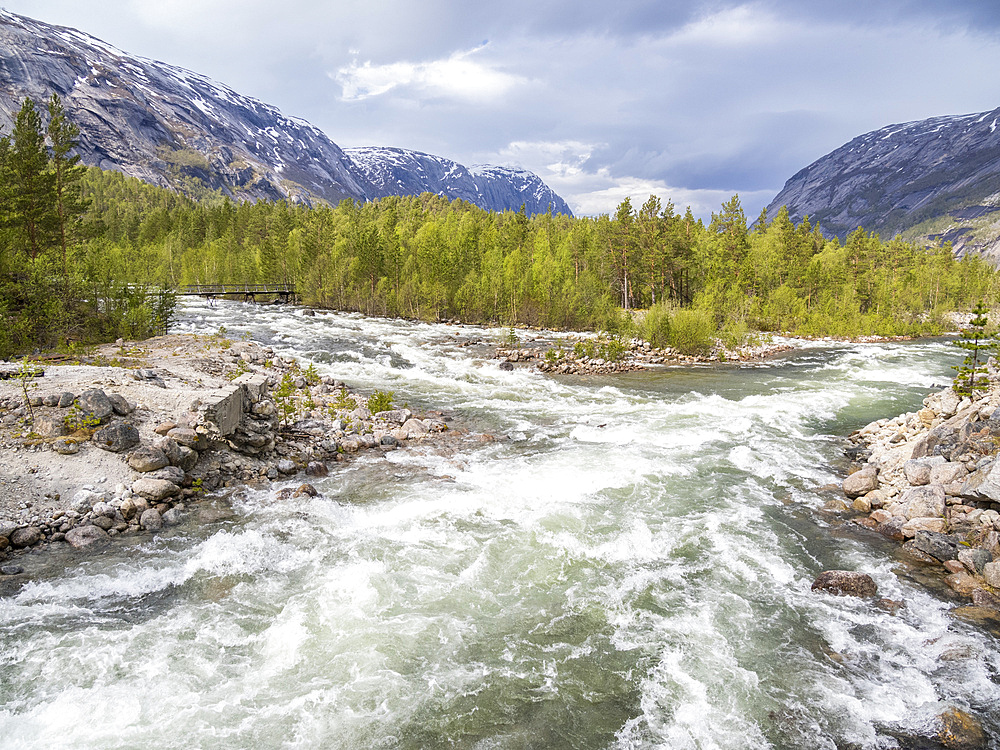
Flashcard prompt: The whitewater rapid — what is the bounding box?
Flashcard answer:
[1,300,997,749]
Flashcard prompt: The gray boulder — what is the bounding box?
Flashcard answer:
[65,525,110,550]
[92,422,140,453]
[107,393,136,416]
[958,461,1000,504]
[131,478,181,502]
[148,465,185,485]
[140,508,163,531]
[811,570,878,598]
[52,438,80,455]
[9,526,41,548]
[128,446,170,473]
[76,389,114,422]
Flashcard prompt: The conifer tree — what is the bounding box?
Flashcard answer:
[9,98,56,261]
[953,301,996,397]
[47,93,89,286]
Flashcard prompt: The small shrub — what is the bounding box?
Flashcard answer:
[367,390,395,413]
[669,309,715,356]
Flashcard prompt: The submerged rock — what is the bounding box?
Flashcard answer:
[65,524,110,550]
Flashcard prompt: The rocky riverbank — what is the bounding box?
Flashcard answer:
[841,357,1000,615]
[0,333,452,566]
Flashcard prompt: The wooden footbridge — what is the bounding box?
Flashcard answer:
[178,283,297,304]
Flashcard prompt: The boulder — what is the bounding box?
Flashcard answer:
[107,393,135,415]
[33,412,68,438]
[901,484,946,520]
[902,517,948,537]
[148,465,185,485]
[76,389,114,422]
[931,462,969,485]
[843,467,878,498]
[903,460,932,486]
[305,461,328,477]
[958,547,992,574]
[65,525,110,550]
[9,526,42,548]
[393,418,430,441]
[152,436,182,466]
[161,508,183,526]
[92,422,140,453]
[958,461,1000,504]
[140,508,163,531]
[811,570,878,598]
[293,483,319,497]
[167,427,208,451]
[176,445,199,471]
[982,561,1000,589]
[57,391,75,407]
[128,446,170,472]
[131,478,181,502]
[276,459,297,475]
[945,571,980,597]
[912,530,961,561]
[937,706,988,750]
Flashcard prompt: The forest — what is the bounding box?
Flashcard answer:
[1,94,997,359]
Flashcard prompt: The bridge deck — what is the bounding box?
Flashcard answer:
[178,283,296,299]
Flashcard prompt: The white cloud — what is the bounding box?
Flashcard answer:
[335,45,524,102]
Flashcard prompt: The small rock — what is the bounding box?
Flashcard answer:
[851,497,871,513]
[903,460,932,486]
[65,525,110,549]
[161,508,183,526]
[106,393,135,415]
[91,516,114,531]
[154,422,177,436]
[958,547,992,574]
[120,497,137,521]
[149,465,185,485]
[937,706,988,750]
[277,459,297,475]
[901,517,948,537]
[52,438,80,455]
[912,530,960,560]
[167,427,208,451]
[57,391,75,408]
[92,501,116,518]
[945,571,980,596]
[811,570,878,598]
[1,565,24,575]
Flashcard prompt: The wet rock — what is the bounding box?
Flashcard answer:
[1,565,24,575]
[52,438,79,455]
[65,525,110,549]
[76,389,114,422]
[9,526,41,548]
[811,570,878,598]
[293,483,319,497]
[394,418,430,441]
[937,706,988,750]
[140,508,163,531]
[91,516,114,531]
[499,361,514,371]
[131,478,181,502]
[901,484,946,520]
[161,508,183,526]
[92,422,140,453]
[277,459,297,475]
[305,461,328,477]
[843,467,878,498]
[128,446,170,472]
[972,588,1000,610]
[945,571,979,596]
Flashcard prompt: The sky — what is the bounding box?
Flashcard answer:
[5,0,1000,220]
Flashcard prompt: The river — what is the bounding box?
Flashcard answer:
[1,299,998,749]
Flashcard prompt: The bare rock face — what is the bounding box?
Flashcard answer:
[811,570,878,598]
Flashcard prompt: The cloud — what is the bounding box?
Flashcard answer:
[335,45,525,103]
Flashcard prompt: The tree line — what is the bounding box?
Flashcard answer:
[2,92,997,359]
[0,96,173,359]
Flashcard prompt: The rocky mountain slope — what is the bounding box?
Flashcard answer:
[0,10,571,215]
[346,147,572,216]
[765,107,1000,264]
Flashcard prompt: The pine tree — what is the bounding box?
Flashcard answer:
[9,98,56,261]
[47,93,89,286]
[953,301,996,397]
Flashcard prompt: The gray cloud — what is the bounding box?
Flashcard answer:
[6,0,1000,220]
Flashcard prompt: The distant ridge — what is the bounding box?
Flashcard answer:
[764,106,1000,264]
[0,10,572,215]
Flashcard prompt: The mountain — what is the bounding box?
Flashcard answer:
[764,107,1000,264]
[346,146,573,216]
[0,10,571,215]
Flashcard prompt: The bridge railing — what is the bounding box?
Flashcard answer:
[178,283,296,296]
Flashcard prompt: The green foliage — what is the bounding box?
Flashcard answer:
[366,390,395,413]
[953,301,996,397]
[668,309,715,355]
[303,362,321,386]
[63,403,101,433]
[225,358,250,381]
[331,387,355,411]
[16,359,42,423]
[273,372,300,427]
